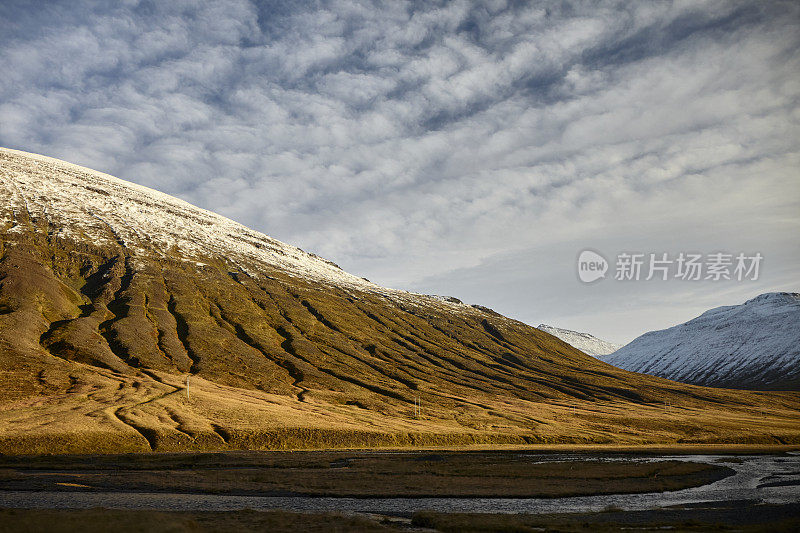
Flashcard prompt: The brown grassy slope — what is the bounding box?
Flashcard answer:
[1,160,799,454]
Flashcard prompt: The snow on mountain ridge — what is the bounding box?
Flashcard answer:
[0,148,356,283]
[536,324,622,357]
[745,292,800,304]
[604,292,800,390]
[0,147,458,308]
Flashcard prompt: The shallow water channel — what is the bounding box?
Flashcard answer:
[1,453,798,514]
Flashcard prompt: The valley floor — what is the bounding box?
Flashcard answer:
[3,366,800,455]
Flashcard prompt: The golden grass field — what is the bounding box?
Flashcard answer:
[2,358,799,454]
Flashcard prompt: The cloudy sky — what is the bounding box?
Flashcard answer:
[1,0,798,343]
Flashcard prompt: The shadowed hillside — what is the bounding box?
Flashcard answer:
[1,148,799,454]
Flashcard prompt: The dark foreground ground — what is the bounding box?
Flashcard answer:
[1,502,799,532]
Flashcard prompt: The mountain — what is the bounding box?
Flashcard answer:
[604,293,800,390]
[1,147,799,453]
[537,325,622,357]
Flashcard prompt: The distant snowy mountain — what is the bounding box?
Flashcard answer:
[604,293,800,390]
[537,324,622,357]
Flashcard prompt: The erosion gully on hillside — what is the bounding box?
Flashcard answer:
[1,148,799,453]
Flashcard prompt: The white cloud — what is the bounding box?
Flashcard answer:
[1,0,798,340]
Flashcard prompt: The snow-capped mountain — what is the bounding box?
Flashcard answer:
[537,324,622,357]
[2,148,799,453]
[604,293,800,390]
[0,147,475,311]
[0,147,380,291]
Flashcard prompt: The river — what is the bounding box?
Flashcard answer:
[1,453,798,515]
